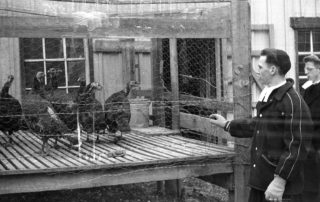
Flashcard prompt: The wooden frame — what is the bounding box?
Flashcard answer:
[231,0,251,201]
[290,17,320,29]
[0,5,231,38]
[49,0,231,4]
[0,161,233,194]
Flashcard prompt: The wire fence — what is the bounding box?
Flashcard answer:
[0,37,244,165]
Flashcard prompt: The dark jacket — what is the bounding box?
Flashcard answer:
[302,82,320,192]
[229,80,312,194]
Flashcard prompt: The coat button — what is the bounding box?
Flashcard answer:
[259,114,262,117]
[257,130,260,134]
[255,147,258,151]
[281,112,285,116]
[253,164,256,168]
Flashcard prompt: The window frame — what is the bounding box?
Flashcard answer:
[291,17,320,91]
[20,37,90,94]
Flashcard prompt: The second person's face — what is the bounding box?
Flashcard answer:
[305,61,320,83]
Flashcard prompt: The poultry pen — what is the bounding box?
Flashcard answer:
[0,0,251,201]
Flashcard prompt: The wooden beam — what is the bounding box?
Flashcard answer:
[231,0,251,202]
[49,0,231,4]
[0,16,88,38]
[121,39,135,83]
[166,38,181,198]
[0,161,233,195]
[94,40,122,53]
[151,39,165,127]
[290,17,320,29]
[170,38,180,130]
[164,93,233,112]
[199,173,234,190]
[180,112,233,144]
[215,38,222,100]
[0,6,231,38]
[221,39,229,100]
[251,24,271,31]
[94,40,151,53]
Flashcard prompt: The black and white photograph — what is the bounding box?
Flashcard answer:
[0,0,319,201]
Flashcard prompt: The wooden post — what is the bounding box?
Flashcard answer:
[169,38,180,130]
[151,38,165,127]
[231,1,252,202]
[121,39,135,87]
[215,38,222,101]
[151,38,166,195]
[164,38,182,199]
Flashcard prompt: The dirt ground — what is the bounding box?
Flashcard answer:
[0,177,228,202]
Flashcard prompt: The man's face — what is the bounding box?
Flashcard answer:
[304,61,320,83]
[257,56,273,86]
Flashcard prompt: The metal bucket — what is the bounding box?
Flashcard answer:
[129,98,150,128]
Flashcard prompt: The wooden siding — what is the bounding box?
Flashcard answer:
[0,38,21,101]
[249,0,320,103]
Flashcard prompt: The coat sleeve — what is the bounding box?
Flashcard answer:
[311,101,320,151]
[275,92,312,181]
[228,117,256,138]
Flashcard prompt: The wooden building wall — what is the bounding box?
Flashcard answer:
[0,38,21,101]
[249,0,320,104]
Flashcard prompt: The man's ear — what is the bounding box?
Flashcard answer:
[269,65,277,75]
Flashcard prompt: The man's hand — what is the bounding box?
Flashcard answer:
[209,114,227,128]
[265,175,286,202]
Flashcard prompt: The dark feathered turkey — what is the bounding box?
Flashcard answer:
[77,81,107,142]
[21,72,71,156]
[45,68,78,132]
[104,81,139,140]
[0,75,24,147]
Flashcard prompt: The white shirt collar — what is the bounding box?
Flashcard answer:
[302,79,320,89]
[258,81,286,102]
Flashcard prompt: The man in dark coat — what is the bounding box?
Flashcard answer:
[210,48,312,202]
[301,54,320,202]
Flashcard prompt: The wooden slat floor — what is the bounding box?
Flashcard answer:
[0,127,235,175]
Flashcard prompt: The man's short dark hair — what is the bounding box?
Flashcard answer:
[260,48,291,76]
[303,55,320,67]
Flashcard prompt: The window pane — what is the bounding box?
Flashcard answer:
[67,61,85,86]
[298,31,310,52]
[24,62,44,88]
[313,31,320,51]
[66,38,84,58]
[22,38,43,59]
[46,61,66,86]
[298,55,306,76]
[45,38,63,58]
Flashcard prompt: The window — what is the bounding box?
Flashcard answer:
[21,38,89,93]
[297,30,320,90]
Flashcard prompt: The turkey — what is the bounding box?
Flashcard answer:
[22,72,71,156]
[104,81,139,141]
[33,71,46,98]
[77,80,107,142]
[45,68,78,132]
[0,75,24,147]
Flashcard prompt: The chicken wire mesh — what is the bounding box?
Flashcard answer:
[0,37,229,158]
[161,38,225,144]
